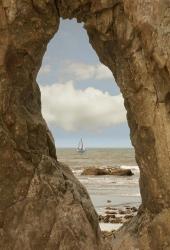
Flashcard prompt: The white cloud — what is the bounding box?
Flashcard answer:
[39,64,51,74]
[95,64,113,80]
[40,81,126,132]
[61,62,113,81]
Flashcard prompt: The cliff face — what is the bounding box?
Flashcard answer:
[0,1,102,250]
[0,0,170,249]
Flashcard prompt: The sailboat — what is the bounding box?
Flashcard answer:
[77,138,86,153]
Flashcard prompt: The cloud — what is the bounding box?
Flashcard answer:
[40,81,126,132]
[95,64,113,80]
[39,64,51,74]
[60,61,113,81]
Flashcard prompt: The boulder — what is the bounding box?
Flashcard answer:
[81,167,134,176]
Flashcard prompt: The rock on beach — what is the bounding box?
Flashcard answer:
[81,167,134,176]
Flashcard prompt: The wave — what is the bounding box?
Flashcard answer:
[118,193,141,197]
[120,165,139,173]
[71,169,82,175]
[79,178,139,187]
[72,165,140,175]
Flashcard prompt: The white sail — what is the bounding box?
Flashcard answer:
[77,138,85,153]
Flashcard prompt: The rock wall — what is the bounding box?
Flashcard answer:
[0,0,170,249]
[0,1,103,249]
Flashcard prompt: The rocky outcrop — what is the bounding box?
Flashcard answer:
[0,2,103,250]
[0,0,170,249]
[81,167,133,176]
[99,205,138,224]
[0,162,103,249]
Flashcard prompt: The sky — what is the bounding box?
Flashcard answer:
[37,19,132,148]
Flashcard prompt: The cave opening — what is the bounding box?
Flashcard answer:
[37,18,141,233]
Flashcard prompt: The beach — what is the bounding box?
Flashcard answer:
[56,148,141,231]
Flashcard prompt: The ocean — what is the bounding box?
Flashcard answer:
[56,148,141,230]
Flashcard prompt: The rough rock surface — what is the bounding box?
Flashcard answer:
[99,205,138,224]
[0,0,170,250]
[81,167,134,176]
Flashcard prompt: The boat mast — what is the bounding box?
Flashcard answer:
[81,138,83,150]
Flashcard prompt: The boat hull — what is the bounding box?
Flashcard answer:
[76,149,86,153]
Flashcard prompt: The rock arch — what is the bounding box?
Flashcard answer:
[0,0,170,249]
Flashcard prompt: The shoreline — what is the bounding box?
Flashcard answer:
[76,166,140,232]
[98,204,138,232]
[57,148,140,232]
